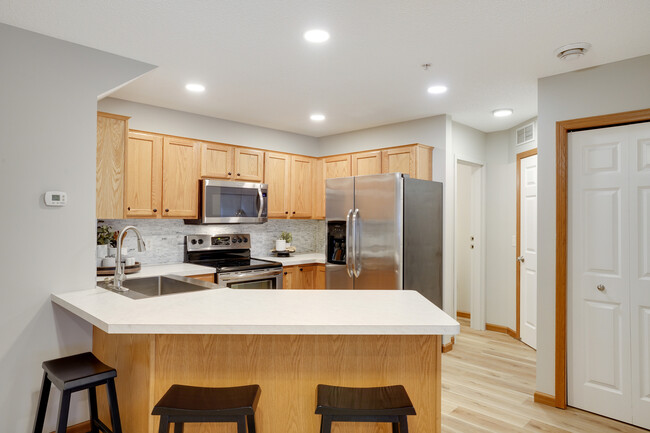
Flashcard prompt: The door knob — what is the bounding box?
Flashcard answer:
[517,256,525,263]
[597,284,605,292]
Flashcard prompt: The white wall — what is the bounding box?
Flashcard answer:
[536,54,650,396]
[0,24,153,432]
[484,119,537,330]
[98,97,320,156]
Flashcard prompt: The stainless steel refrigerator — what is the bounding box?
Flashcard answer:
[325,172,443,307]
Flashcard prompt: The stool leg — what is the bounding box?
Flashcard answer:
[55,390,71,433]
[173,422,184,433]
[246,414,256,433]
[320,415,332,433]
[88,387,99,433]
[32,372,51,433]
[398,415,409,433]
[106,378,123,433]
[158,415,170,433]
[236,416,247,433]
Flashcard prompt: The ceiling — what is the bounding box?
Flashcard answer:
[2,1,649,137]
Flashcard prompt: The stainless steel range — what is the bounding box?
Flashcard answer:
[184,234,283,289]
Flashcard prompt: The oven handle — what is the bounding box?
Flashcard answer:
[257,185,264,218]
[219,269,282,282]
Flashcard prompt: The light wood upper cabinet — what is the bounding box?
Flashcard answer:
[265,152,291,218]
[312,158,325,220]
[125,131,163,218]
[290,155,314,218]
[200,142,233,179]
[234,148,264,182]
[352,150,382,176]
[324,155,352,179]
[96,112,129,219]
[381,144,433,180]
[162,137,200,218]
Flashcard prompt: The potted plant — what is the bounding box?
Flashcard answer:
[280,231,292,248]
[96,225,113,259]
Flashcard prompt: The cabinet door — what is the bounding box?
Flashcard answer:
[315,264,326,289]
[290,155,314,218]
[200,142,233,179]
[235,148,264,182]
[324,155,352,179]
[415,145,433,180]
[97,113,128,219]
[189,274,214,283]
[382,146,416,177]
[352,150,382,176]
[298,265,316,289]
[125,131,163,218]
[264,152,291,218]
[283,266,299,289]
[162,136,199,218]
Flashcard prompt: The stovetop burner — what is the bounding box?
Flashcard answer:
[184,234,281,273]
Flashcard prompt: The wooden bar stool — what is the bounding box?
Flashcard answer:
[32,352,122,433]
[152,384,261,433]
[315,384,416,433]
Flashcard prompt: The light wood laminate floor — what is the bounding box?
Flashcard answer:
[441,318,648,432]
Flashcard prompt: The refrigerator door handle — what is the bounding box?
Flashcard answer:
[346,209,354,278]
[353,209,361,278]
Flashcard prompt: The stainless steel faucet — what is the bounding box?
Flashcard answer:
[112,226,146,291]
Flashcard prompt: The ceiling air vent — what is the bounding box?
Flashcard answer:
[516,123,535,146]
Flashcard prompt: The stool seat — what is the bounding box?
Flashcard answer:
[42,352,116,391]
[152,384,260,417]
[316,384,416,417]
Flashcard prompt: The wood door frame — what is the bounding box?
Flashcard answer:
[516,148,538,339]
[553,108,650,409]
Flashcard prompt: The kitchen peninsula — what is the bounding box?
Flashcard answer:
[52,287,458,433]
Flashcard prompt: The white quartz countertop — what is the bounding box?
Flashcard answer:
[258,253,326,266]
[96,263,215,282]
[52,286,459,336]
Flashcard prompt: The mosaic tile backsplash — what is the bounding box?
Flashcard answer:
[99,219,326,264]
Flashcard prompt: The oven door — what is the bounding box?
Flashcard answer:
[217,268,283,289]
[202,179,268,224]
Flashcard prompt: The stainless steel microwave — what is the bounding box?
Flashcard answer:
[185,179,268,224]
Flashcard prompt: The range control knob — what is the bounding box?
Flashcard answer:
[191,239,197,245]
[232,238,239,243]
[198,239,204,245]
[243,237,248,243]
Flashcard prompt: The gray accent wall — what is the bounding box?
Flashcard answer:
[99,219,326,264]
[0,23,154,432]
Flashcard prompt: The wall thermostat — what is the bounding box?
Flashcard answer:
[44,191,67,207]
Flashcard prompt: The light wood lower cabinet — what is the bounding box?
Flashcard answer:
[315,264,326,289]
[188,273,214,283]
[283,264,321,289]
[97,112,129,219]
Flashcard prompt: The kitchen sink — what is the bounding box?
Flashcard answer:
[98,275,222,299]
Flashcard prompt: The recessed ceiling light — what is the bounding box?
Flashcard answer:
[185,83,205,93]
[304,29,330,43]
[493,108,513,118]
[427,85,448,95]
[310,113,326,121]
[554,42,592,61]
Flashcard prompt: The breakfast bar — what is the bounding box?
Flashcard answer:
[52,287,459,433]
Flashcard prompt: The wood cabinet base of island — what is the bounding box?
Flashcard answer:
[92,328,441,433]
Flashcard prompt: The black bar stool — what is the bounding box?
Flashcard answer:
[32,352,122,433]
[315,384,416,433]
[152,384,261,433]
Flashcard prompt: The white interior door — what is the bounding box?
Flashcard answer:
[629,123,650,429]
[519,154,538,349]
[568,125,633,423]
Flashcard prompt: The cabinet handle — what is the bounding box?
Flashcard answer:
[237,173,241,176]
[127,207,131,211]
[285,211,289,215]
[165,209,170,213]
[228,172,232,175]
[300,268,303,271]
[284,272,287,275]
[153,209,157,213]
[292,211,296,214]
